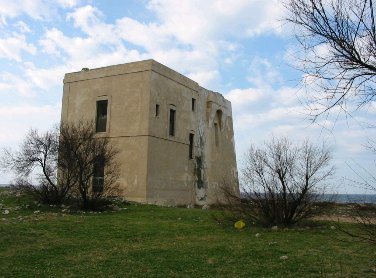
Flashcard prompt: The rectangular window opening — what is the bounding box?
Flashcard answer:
[169,108,176,136]
[214,123,219,147]
[189,133,194,159]
[93,156,105,193]
[155,104,160,117]
[96,100,108,132]
[192,98,196,111]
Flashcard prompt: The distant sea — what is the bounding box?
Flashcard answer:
[322,194,376,204]
[240,192,376,204]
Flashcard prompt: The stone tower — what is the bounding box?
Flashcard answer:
[62,60,239,206]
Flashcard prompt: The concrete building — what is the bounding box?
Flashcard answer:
[62,60,239,206]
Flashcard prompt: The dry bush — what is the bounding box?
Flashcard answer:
[59,121,122,210]
[1,121,122,210]
[1,127,72,204]
[216,137,334,227]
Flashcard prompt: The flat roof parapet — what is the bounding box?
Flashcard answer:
[63,59,199,91]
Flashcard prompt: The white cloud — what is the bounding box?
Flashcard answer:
[15,21,31,33]
[336,131,369,155]
[275,87,300,106]
[67,5,102,30]
[0,0,78,24]
[49,5,220,84]
[247,57,282,87]
[115,1,285,85]
[0,103,61,146]
[40,10,147,70]
[57,0,79,8]
[116,17,171,51]
[38,31,62,56]
[67,5,118,44]
[226,88,264,106]
[0,103,59,118]
[0,0,48,23]
[0,72,35,97]
[0,34,36,61]
[313,119,335,131]
[24,46,146,92]
[270,124,299,137]
[0,64,69,98]
[235,105,304,130]
[24,63,67,91]
[0,1,49,24]
[116,16,220,81]
[187,70,220,88]
[39,28,101,60]
[33,1,285,90]
[73,45,145,70]
[147,0,284,44]
[363,101,376,115]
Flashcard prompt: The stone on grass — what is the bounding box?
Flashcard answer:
[202,204,210,210]
[111,205,121,211]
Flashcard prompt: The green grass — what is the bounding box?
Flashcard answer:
[0,188,375,277]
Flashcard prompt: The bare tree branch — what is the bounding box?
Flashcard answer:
[0,121,122,209]
[0,126,70,204]
[285,0,376,120]
[59,121,121,209]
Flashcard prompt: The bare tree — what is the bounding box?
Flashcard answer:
[285,0,376,120]
[1,121,121,209]
[239,137,334,226]
[0,127,72,204]
[59,121,121,209]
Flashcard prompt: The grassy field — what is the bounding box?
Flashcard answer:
[0,188,375,277]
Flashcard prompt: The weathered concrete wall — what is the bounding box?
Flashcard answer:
[62,62,152,202]
[62,59,239,206]
[146,69,198,205]
[192,88,239,205]
[204,90,239,203]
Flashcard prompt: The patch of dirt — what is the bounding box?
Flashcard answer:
[315,203,376,223]
[314,215,375,223]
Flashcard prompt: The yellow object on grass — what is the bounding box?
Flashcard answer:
[234,220,246,229]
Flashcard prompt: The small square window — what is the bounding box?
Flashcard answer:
[192,98,196,111]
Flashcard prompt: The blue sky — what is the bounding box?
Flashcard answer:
[0,0,375,193]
